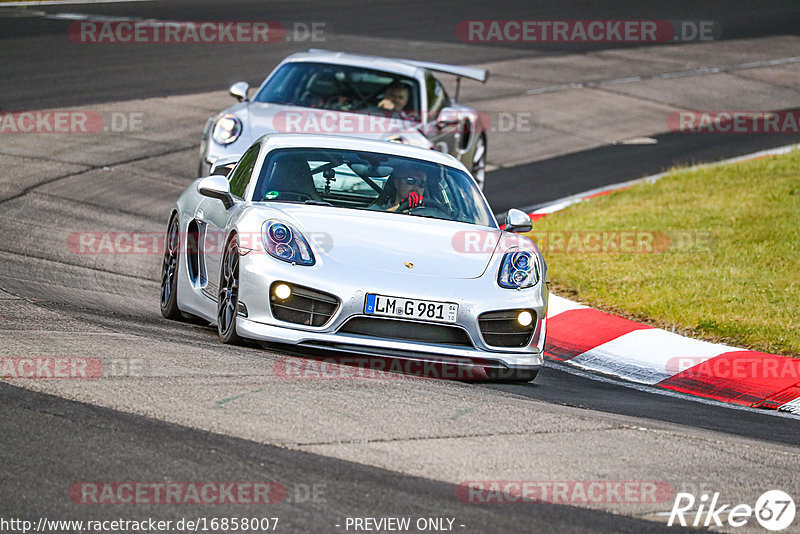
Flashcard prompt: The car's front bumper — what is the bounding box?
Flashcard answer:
[236,316,543,371]
[236,250,547,371]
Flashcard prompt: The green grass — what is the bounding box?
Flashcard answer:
[527,149,800,356]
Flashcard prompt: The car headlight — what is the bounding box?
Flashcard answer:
[263,221,315,266]
[212,114,243,145]
[498,251,539,289]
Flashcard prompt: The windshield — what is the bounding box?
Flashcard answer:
[253,62,421,119]
[251,148,496,228]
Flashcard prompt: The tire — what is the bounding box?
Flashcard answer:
[160,215,182,320]
[217,234,244,345]
[471,134,486,190]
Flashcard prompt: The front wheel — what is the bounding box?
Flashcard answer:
[217,235,244,344]
[160,216,182,319]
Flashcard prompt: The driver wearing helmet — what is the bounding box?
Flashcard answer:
[371,165,428,212]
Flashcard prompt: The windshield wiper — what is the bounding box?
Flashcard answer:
[304,200,333,206]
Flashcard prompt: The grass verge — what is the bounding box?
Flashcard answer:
[526,149,800,356]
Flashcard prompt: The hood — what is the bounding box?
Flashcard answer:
[242,102,422,141]
[251,204,500,279]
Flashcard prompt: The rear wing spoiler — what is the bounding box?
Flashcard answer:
[395,60,488,83]
[305,49,488,82]
[402,60,488,101]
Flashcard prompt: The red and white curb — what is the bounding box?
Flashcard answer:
[545,296,800,413]
[534,143,800,413]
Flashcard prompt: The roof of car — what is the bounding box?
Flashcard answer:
[282,50,423,78]
[256,133,467,171]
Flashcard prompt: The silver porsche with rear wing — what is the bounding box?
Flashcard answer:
[165,133,547,381]
[199,49,490,189]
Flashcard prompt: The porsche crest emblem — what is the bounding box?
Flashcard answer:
[404,262,414,269]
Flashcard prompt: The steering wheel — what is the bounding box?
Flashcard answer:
[412,202,452,218]
[398,198,452,219]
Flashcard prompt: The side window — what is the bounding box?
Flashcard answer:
[425,72,450,122]
[228,145,259,198]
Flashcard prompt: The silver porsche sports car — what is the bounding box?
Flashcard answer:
[167,134,546,381]
[199,49,489,188]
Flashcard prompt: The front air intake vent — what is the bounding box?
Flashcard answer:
[339,317,473,347]
[478,309,536,348]
[269,282,339,327]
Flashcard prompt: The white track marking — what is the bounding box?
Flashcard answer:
[779,398,800,414]
[2,0,152,6]
[546,294,588,318]
[44,12,151,20]
[569,329,739,385]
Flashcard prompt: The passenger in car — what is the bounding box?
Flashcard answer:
[263,155,323,202]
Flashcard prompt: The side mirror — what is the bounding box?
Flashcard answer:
[229,81,250,102]
[198,175,235,209]
[504,208,532,233]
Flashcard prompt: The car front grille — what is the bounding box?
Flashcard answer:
[269,282,339,327]
[478,309,536,348]
[339,316,473,347]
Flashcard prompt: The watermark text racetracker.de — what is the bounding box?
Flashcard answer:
[668,111,800,134]
[457,20,720,43]
[0,357,148,379]
[0,517,280,533]
[451,229,716,254]
[68,21,327,44]
[665,355,800,382]
[270,109,532,135]
[458,480,674,504]
[67,231,334,255]
[273,356,489,381]
[0,111,144,134]
[68,229,716,256]
[69,482,291,505]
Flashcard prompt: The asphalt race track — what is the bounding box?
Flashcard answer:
[1,382,681,533]
[2,0,800,109]
[2,2,800,533]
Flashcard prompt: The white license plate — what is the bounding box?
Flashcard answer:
[364,294,458,324]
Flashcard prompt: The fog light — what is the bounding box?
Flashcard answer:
[274,283,292,300]
[517,310,533,327]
